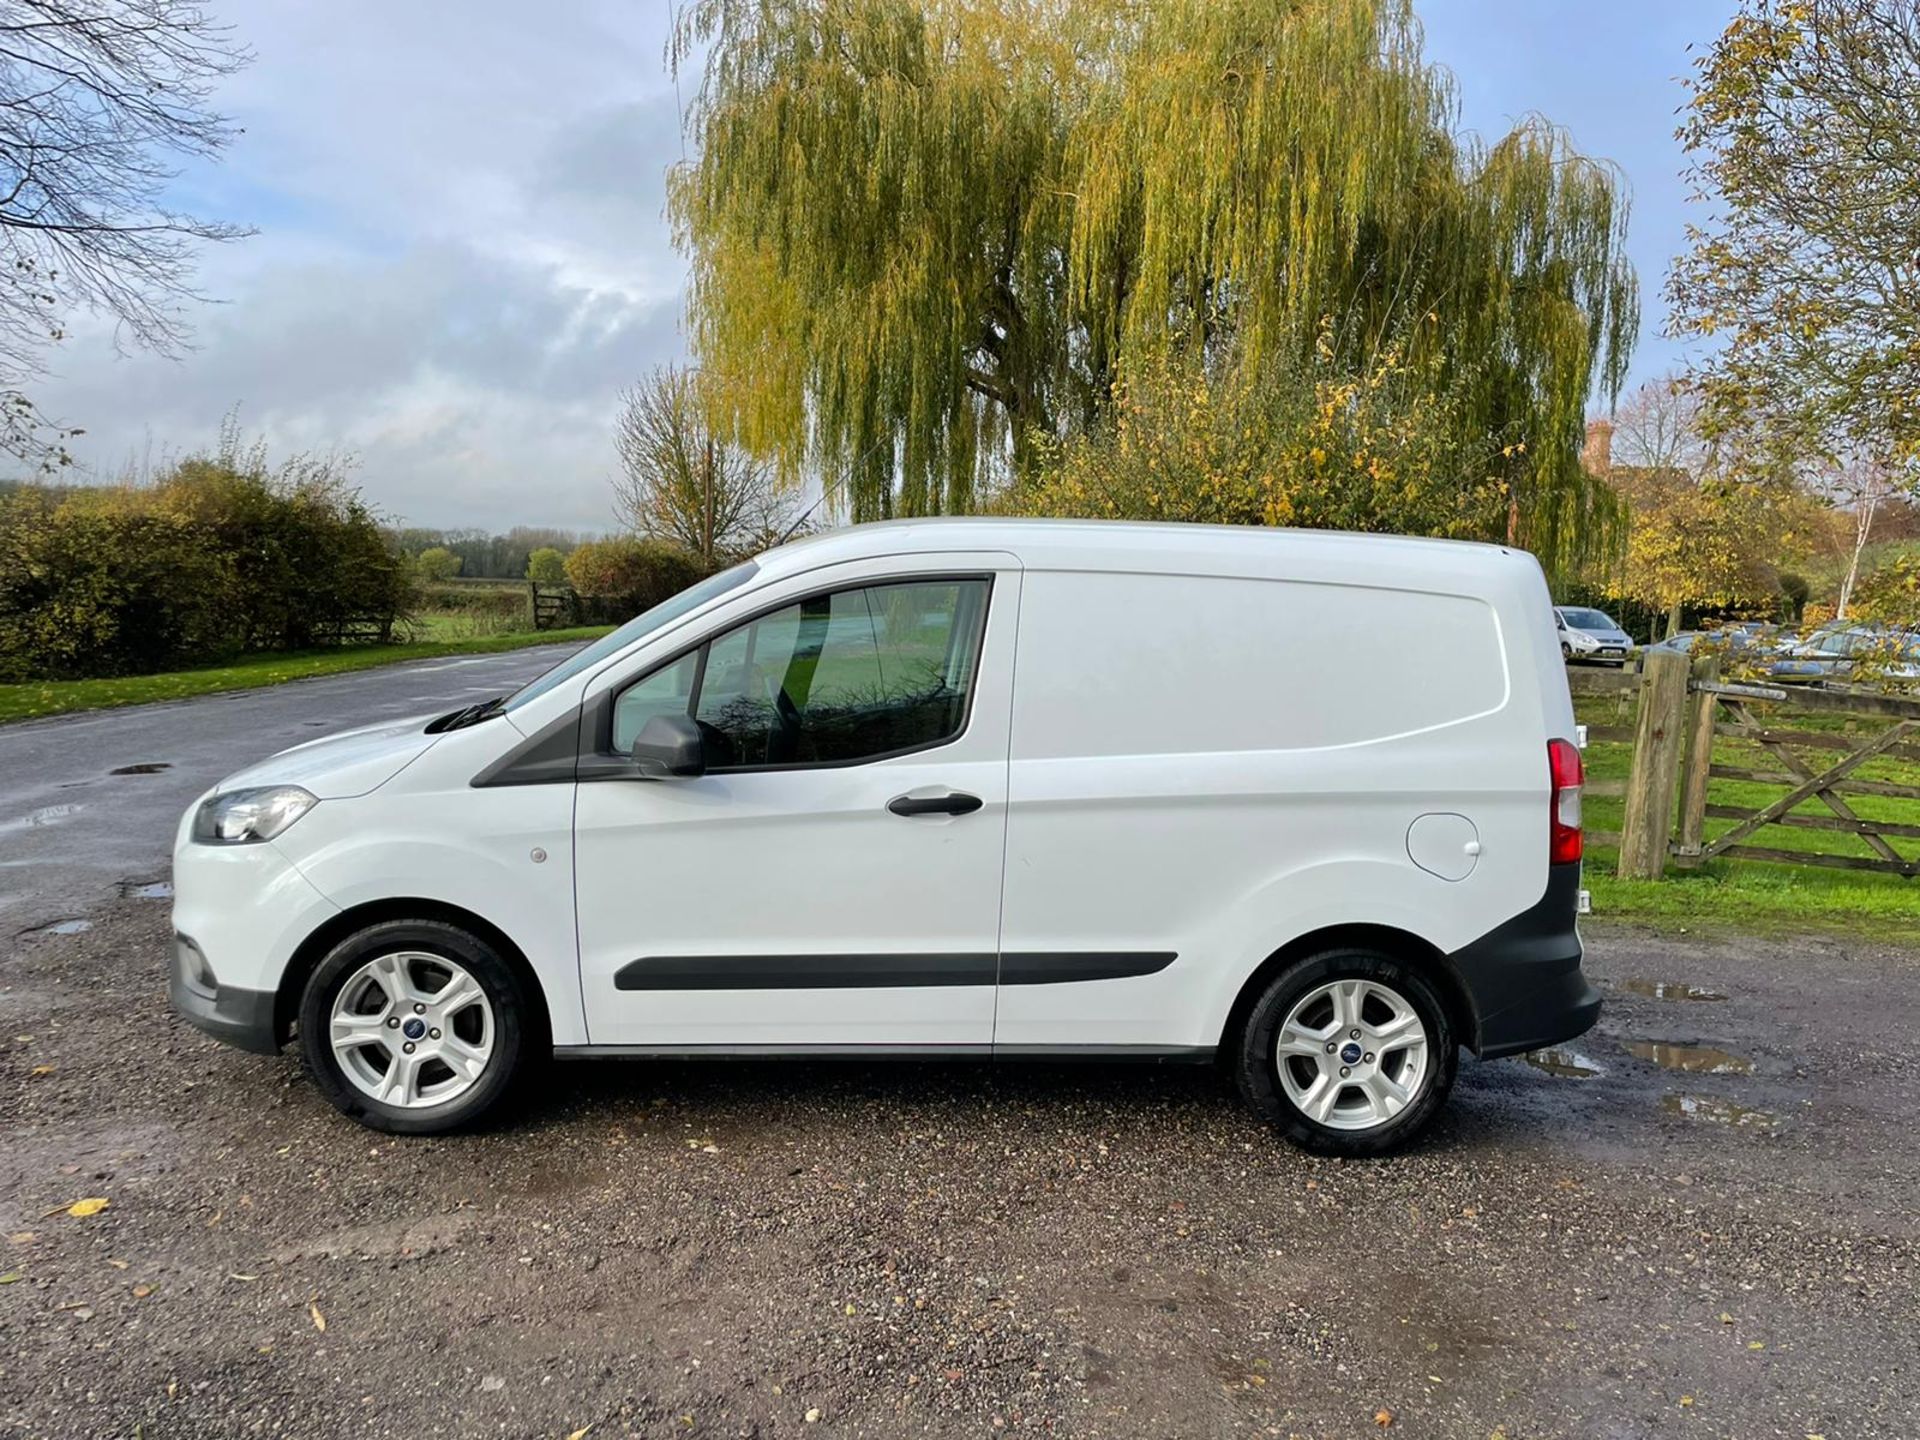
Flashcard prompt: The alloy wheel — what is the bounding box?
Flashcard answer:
[1274,977,1431,1131]
[328,950,495,1110]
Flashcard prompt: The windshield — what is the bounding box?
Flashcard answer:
[500,560,759,714]
[1559,608,1617,630]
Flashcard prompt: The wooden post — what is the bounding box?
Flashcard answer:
[1617,647,1691,880]
[1672,654,1720,865]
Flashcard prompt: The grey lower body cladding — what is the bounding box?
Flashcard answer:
[612,951,1178,991]
[1447,861,1599,1058]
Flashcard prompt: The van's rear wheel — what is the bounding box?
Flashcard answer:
[1236,950,1455,1156]
[298,920,530,1135]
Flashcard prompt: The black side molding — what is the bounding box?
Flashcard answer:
[612,951,1179,991]
[616,953,997,990]
[998,951,1177,985]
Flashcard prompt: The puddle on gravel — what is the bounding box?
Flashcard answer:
[118,879,173,901]
[1520,1048,1605,1079]
[109,762,172,776]
[1621,979,1727,1002]
[22,918,93,937]
[1661,1094,1779,1128]
[1625,1041,1751,1075]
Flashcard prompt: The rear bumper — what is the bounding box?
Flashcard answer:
[1448,862,1600,1058]
[170,933,281,1055]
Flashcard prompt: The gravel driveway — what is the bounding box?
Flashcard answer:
[4,906,1916,1439]
[2,660,1916,1438]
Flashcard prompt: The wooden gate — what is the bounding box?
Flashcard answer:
[528,582,577,631]
[1675,680,1920,878]
[1614,648,1920,880]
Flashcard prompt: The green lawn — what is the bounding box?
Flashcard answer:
[1576,690,1920,938]
[0,627,613,725]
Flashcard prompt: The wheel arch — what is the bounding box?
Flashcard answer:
[1218,924,1478,1061]
[275,898,554,1053]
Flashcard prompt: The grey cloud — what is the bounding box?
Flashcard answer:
[16,0,694,532]
[36,243,684,531]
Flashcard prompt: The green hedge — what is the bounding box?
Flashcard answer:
[0,454,413,682]
[564,537,710,624]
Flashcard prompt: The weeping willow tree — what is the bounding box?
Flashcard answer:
[670,0,1639,575]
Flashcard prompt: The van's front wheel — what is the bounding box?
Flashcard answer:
[298,920,530,1135]
[1236,950,1456,1156]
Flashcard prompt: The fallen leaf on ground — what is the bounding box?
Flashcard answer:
[228,1272,257,1282]
[566,1427,594,1440]
[28,1065,53,1077]
[7,1233,33,1245]
[62,1197,108,1218]
[0,1272,21,1285]
[1374,1409,1395,1427]
[308,1298,326,1332]
[106,1258,129,1270]
[132,1283,155,1298]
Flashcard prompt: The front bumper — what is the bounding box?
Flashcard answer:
[170,933,281,1054]
[168,813,339,1054]
[1447,862,1600,1058]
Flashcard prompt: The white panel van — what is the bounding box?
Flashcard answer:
[171,520,1598,1154]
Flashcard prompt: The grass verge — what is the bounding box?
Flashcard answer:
[1575,691,1920,939]
[0,627,613,726]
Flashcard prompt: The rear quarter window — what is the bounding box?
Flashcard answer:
[1011,570,1508,758]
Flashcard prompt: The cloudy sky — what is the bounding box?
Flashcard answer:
[30,0,1727,533]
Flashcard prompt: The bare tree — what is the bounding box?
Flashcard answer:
[613,365,800,565]
[1812,453,1919,618]
[1610,376,1709,474]
[0,1,251,463]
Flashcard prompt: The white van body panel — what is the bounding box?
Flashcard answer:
[569,552,1022,1047]
[995,555,1550,1049]
[271,728,590,1042]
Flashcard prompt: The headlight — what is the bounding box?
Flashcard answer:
[191,785,317,845]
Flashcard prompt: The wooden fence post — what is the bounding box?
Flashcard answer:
[1617,648,1691,880]
[1672,654,1720,865]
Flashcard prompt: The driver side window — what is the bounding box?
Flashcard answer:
[610,578,990,770]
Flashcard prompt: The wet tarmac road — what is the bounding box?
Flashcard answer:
[0,644,583,936]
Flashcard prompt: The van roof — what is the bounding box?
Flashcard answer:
[757,517,1534,589]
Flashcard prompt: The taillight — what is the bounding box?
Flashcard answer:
[1548,737,1584,865]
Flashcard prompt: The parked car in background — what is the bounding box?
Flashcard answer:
[171,519,1597,1157]
[1769,624,1920,685]
[1644,622,1782,660]
[1554,607,1636,665]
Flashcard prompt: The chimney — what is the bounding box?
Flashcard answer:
[1583,418,1614,476]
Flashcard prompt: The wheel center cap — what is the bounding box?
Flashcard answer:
[1339,1042,1364,1065]
[402,1017,427,1041]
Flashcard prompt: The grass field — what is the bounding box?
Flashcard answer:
[1575,687,1920,937]
[0,627,613,725]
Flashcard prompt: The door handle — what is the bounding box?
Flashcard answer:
[887,791,983,818]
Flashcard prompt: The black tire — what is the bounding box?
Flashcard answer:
[1235,948,1456,1157]
[298,919,533,1135]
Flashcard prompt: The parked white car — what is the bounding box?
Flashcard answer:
[172,520,1596,1155]
[1554,606,1637,665]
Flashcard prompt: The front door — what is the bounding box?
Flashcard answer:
[573,556,1020,1049]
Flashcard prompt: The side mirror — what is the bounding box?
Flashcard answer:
[629,713,705,778]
